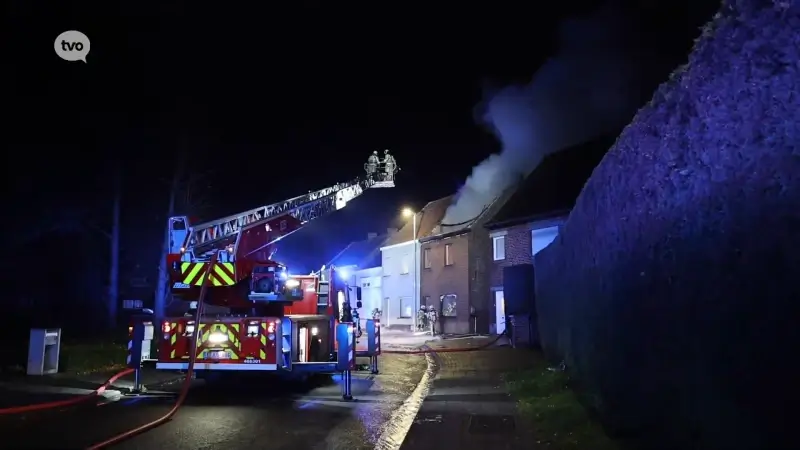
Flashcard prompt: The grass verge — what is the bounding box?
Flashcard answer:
[504,352,619,450]
[59,341,127,375]
[0,340,127,377]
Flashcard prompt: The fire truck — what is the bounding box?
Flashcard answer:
[147,156,398,378]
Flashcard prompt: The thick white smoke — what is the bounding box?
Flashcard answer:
[441,5,652,225]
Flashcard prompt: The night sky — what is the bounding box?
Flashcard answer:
[6,1,717,297]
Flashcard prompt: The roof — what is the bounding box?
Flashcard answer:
[423,191,513,242]
[327,233,388,269]
[486,136,616,230]
[381,195,454,247]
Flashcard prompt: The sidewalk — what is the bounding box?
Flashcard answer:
[400,336,540,450]
[0,366,183,409]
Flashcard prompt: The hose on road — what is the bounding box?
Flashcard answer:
[380,331,507,355]
[85,252,219,450]
[84,260,503,447]
[0,368,135,416]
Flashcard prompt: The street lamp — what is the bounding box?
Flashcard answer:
[402,207,418,330]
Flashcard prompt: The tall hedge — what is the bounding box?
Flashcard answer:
[534,1,800,448]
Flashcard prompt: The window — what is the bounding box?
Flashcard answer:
[401,254,410,274]
[423,248,431,269]
[444,244,453,266]
[440,294,457,317]
[531,226,559,256]
[383,257,390,276]
[122,299,143,310]
[492,235,506,261]
[399,297,413,318]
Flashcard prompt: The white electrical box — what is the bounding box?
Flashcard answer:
[142,321,154,360]
[27,328,62,375]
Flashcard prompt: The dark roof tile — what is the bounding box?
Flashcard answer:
[328,234,388,268]
[382,195,454,246]
[487,136,616,228]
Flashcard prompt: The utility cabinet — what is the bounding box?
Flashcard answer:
[27,328,62,375]
[508,315,532,348]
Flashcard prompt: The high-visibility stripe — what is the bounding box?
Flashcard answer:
[195,323,242,360]
[181,263,204,285]
[181,262,237,287]
[211,263,236,286]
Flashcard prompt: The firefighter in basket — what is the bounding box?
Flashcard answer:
[382,149,398,181]
[364,150,380,180]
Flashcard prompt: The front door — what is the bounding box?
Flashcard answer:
[495,290,506,335]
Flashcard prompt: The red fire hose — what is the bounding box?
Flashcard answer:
[0,368,135,415]
[84,252,219,450]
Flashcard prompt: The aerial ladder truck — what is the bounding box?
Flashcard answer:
[133,153,397,382]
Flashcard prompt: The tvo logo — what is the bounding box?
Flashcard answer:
[54,30,90,63]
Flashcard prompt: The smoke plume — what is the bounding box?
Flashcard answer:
[441,5,656,225]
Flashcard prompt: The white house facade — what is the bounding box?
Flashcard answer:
[353,266,382,316]
[379,240,420,329]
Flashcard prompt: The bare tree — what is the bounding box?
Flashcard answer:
[107,162,122,327]
[153,152,214,320]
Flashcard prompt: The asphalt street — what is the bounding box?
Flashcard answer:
[0,354,428,449]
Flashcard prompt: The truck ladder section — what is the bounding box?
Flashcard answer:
[185,177,375,256]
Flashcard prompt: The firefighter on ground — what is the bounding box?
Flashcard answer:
[365,150,380,180]
[383,149,397,181]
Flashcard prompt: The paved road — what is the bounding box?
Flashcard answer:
[0,354,427,449]
[400,339,538,450]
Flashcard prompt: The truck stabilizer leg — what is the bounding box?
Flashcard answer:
[370,355,379,375]
[127,322,146,395]
[341,370,353,401]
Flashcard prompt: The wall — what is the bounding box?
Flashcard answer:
[534,3,800,448]
[488,219,563,333]
[468,227,493,334]
[489,219,566,287]
[354,266,382,316]
[420,233,470,334]
[380,241,418,328]
[489,223,534,288]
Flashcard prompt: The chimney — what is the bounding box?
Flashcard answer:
[367,232,378,240]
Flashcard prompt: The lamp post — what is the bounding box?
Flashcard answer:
[402,207,418,330]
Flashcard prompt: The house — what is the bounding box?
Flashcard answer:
[484,137,615,334]
[379,196,453,330]
[327,231,391,317]
[418,192,515,336]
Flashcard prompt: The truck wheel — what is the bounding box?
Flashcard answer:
[256,278,274,293]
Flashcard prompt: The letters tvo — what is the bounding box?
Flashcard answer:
[61,40,84,52]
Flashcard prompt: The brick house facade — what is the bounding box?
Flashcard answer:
[420,193,513,335]
[488,219,563,288]
[484,137,615,334]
